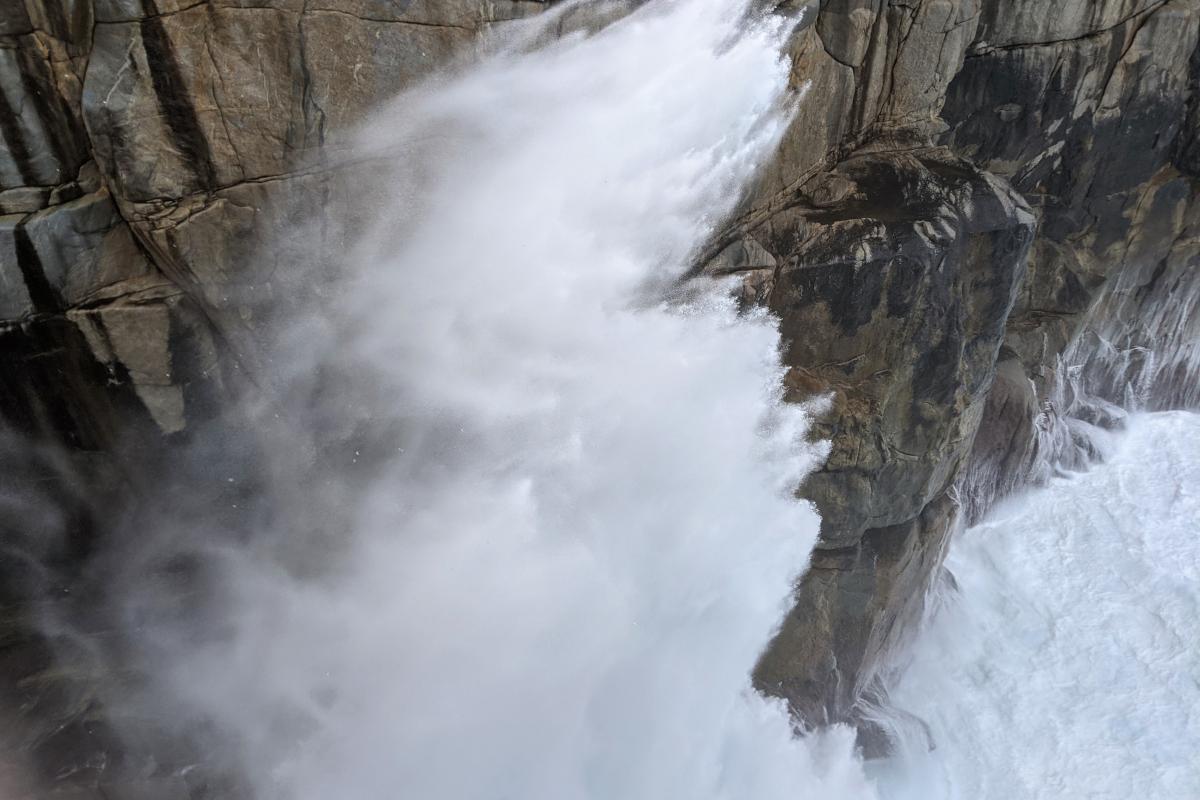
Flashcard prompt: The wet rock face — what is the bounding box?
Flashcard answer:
[1,0,551,448]
[942,0,1200,490]
[714,149,1034,543]
[81,0,547,333]
[0,0,1197,788]
[721,147,1035,734]
[764,152,1033,548]
[721,0,1199,745]
[754,492,957,745]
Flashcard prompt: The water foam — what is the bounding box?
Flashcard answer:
[878,411,1200,799]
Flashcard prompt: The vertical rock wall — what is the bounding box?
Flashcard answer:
[709,0,1200,748]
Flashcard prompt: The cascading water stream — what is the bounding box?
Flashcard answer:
[79,3,1197,798]
[111,2,879,798]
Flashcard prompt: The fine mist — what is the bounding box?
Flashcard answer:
[91,2,878,798]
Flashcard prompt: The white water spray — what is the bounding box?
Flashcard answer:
[121,3,879,798]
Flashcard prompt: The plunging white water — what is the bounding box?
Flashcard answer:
[128,2,879,798]
[115,2,1200,796]
[878,411,1200,799]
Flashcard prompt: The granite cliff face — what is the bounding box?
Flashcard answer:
[720,0,1200,746]
[0,0,1198,793]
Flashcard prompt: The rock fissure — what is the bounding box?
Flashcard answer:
[968,0,1169,55]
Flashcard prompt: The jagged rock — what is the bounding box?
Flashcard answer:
[0,1,93,189]
[0,182,220,442]
[1071,191,1200,410]
[0,216,36,318]
[80,0,547,346]
[943,0,1199,380]
[0,5,540,794]
[724,149,1034,728]
[944,0,1200,469]
[4,0,549,444]
[744,0,982,209]
[0,187,53,215]
[19,189,154,306]
[956,353,1039,522]
[770,152,1032,545]
[0,186,149,321]
[85,5,313,201]
[755,492,958,734]
[720,0,1199,744]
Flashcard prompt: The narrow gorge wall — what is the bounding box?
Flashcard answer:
[0,0,1198,793]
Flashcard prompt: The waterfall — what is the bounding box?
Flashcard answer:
[110,2,878,798]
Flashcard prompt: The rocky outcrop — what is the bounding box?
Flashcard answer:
[718,148,1035,735]
[710,0,1199,748]
[83,0,541,342]
[944,0,1197,390]
[1,0,1197,790]
[943,0,1200,486]
[0,0,228,448]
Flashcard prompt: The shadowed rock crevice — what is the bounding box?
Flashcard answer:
[721,147,1034,739]
[0,87,40,186]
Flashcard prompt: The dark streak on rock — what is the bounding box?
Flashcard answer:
[15,45,84,179]
[0,316,145,450]
[12,220,65,314]
[138,0,220,193]
[39,0,71,43]
[1173,32,1200,177]
[0,83,38,185]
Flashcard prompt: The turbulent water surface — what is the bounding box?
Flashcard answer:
[878,411,1200,799]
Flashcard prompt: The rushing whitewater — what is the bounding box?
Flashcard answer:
[877,411,1200,799]
[114,2,879,798]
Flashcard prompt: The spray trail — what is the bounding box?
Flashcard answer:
[118,2,878,798]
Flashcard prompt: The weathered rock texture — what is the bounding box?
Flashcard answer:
[700,0,1199,749]
[1,0,1198,792]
